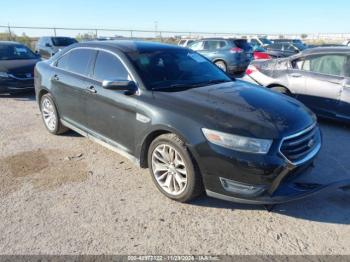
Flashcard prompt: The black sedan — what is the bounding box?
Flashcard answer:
[34,41,329,205]
[0,41,41,94]
[265,42,308,58]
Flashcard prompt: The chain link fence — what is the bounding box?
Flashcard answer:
[1,25,350,49]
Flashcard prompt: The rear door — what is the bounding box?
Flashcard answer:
[300,54,347,116]
[50,48,96,128]
[194,40,219,61]
[40,37,52,59]
[84,50,138,154]
[287,57,307,96]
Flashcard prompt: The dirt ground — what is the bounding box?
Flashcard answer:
[0,92,349,255]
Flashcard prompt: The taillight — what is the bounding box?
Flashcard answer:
[230,47,243,53]
[246,65,258,75]
[253,52,271,60]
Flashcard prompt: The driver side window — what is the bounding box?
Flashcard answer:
[93,51,130,81]
[302,55,347,76]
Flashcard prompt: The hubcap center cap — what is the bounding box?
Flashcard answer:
[168,164,176,174]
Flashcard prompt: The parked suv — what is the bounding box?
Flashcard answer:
[35,36,77,59]
[189,38,253,74]
[246,47,350,122]
[34,41,331,205]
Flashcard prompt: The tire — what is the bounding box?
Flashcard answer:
[40,93,68,135]
[270,86,290,95]
[215,60,227,72]
[147,133,203,202]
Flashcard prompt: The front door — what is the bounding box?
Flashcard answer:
[85,50,138,155]
[295,54,347,117]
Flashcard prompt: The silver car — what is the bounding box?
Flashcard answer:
[246,47,350,122]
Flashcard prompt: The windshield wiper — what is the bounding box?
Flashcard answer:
[151,79,232,91]
[194,79,232,87]
[151,83,202,91]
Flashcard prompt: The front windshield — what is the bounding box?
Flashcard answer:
[260,38,272,45]
[52,37,77,47]
[127,49,231,90]
[0,44,37,60]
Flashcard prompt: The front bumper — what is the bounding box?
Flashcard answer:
[0,77,34,93]
[195,126,350,205]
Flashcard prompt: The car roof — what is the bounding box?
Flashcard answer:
[200,38,246,41]
[0,41,22,46]
[75,40,184,53]
[39,36,75,38]
[301,46,350,55]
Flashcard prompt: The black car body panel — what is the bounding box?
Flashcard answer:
[34,41,348,204]
[0,41,40,93]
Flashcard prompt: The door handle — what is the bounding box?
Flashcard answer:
[51,74,60,81]
[290,73,303,78]
[86,85,97,94]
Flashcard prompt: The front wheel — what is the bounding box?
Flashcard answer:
[148,134,203,202]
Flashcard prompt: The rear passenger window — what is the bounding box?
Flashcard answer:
[56,49,95,76]
[56,53,70,70]
[189,41,204,51]
[93,51,129,81]
[204,41,224,50]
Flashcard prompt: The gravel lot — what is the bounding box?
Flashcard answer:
[0,92,349,255]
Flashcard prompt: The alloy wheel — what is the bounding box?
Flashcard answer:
[151,144,188,196]
[41,97,57,131]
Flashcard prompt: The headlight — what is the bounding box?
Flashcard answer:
[202,128,272,154]
[0,72,10,78]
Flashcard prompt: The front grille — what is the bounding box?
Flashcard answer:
[10,72,33,79]
[280,124,320,164]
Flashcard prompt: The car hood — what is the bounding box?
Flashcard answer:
[0,59,40,74]
[153,80,316,139]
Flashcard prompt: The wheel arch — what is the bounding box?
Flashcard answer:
[266,83,292,95]
[38,88,49,102]
[213,58,227,65]
[138,126,192,169]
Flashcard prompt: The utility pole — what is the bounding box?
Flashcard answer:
[154,21,158,38]
[7,23,12,41]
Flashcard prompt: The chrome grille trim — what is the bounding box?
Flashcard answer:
[279,123,321,166]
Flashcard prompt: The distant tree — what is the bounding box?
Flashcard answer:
[0,31,35,49]
[301,34,308,39]
[279,35,285,39]
[76,32,96,41]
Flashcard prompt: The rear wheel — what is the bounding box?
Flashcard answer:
[148,134,203,202]
[40,93,68,135]
[215,60,227,72]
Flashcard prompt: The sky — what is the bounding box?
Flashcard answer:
[1,0,349,36]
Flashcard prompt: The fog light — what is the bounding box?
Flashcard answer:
[220,177,266,197]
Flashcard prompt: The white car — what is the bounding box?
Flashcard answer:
[178,39,196,47]
[342,40,350,46]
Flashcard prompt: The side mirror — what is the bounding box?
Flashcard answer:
[45,43,52,47]
[102,79,137,92]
